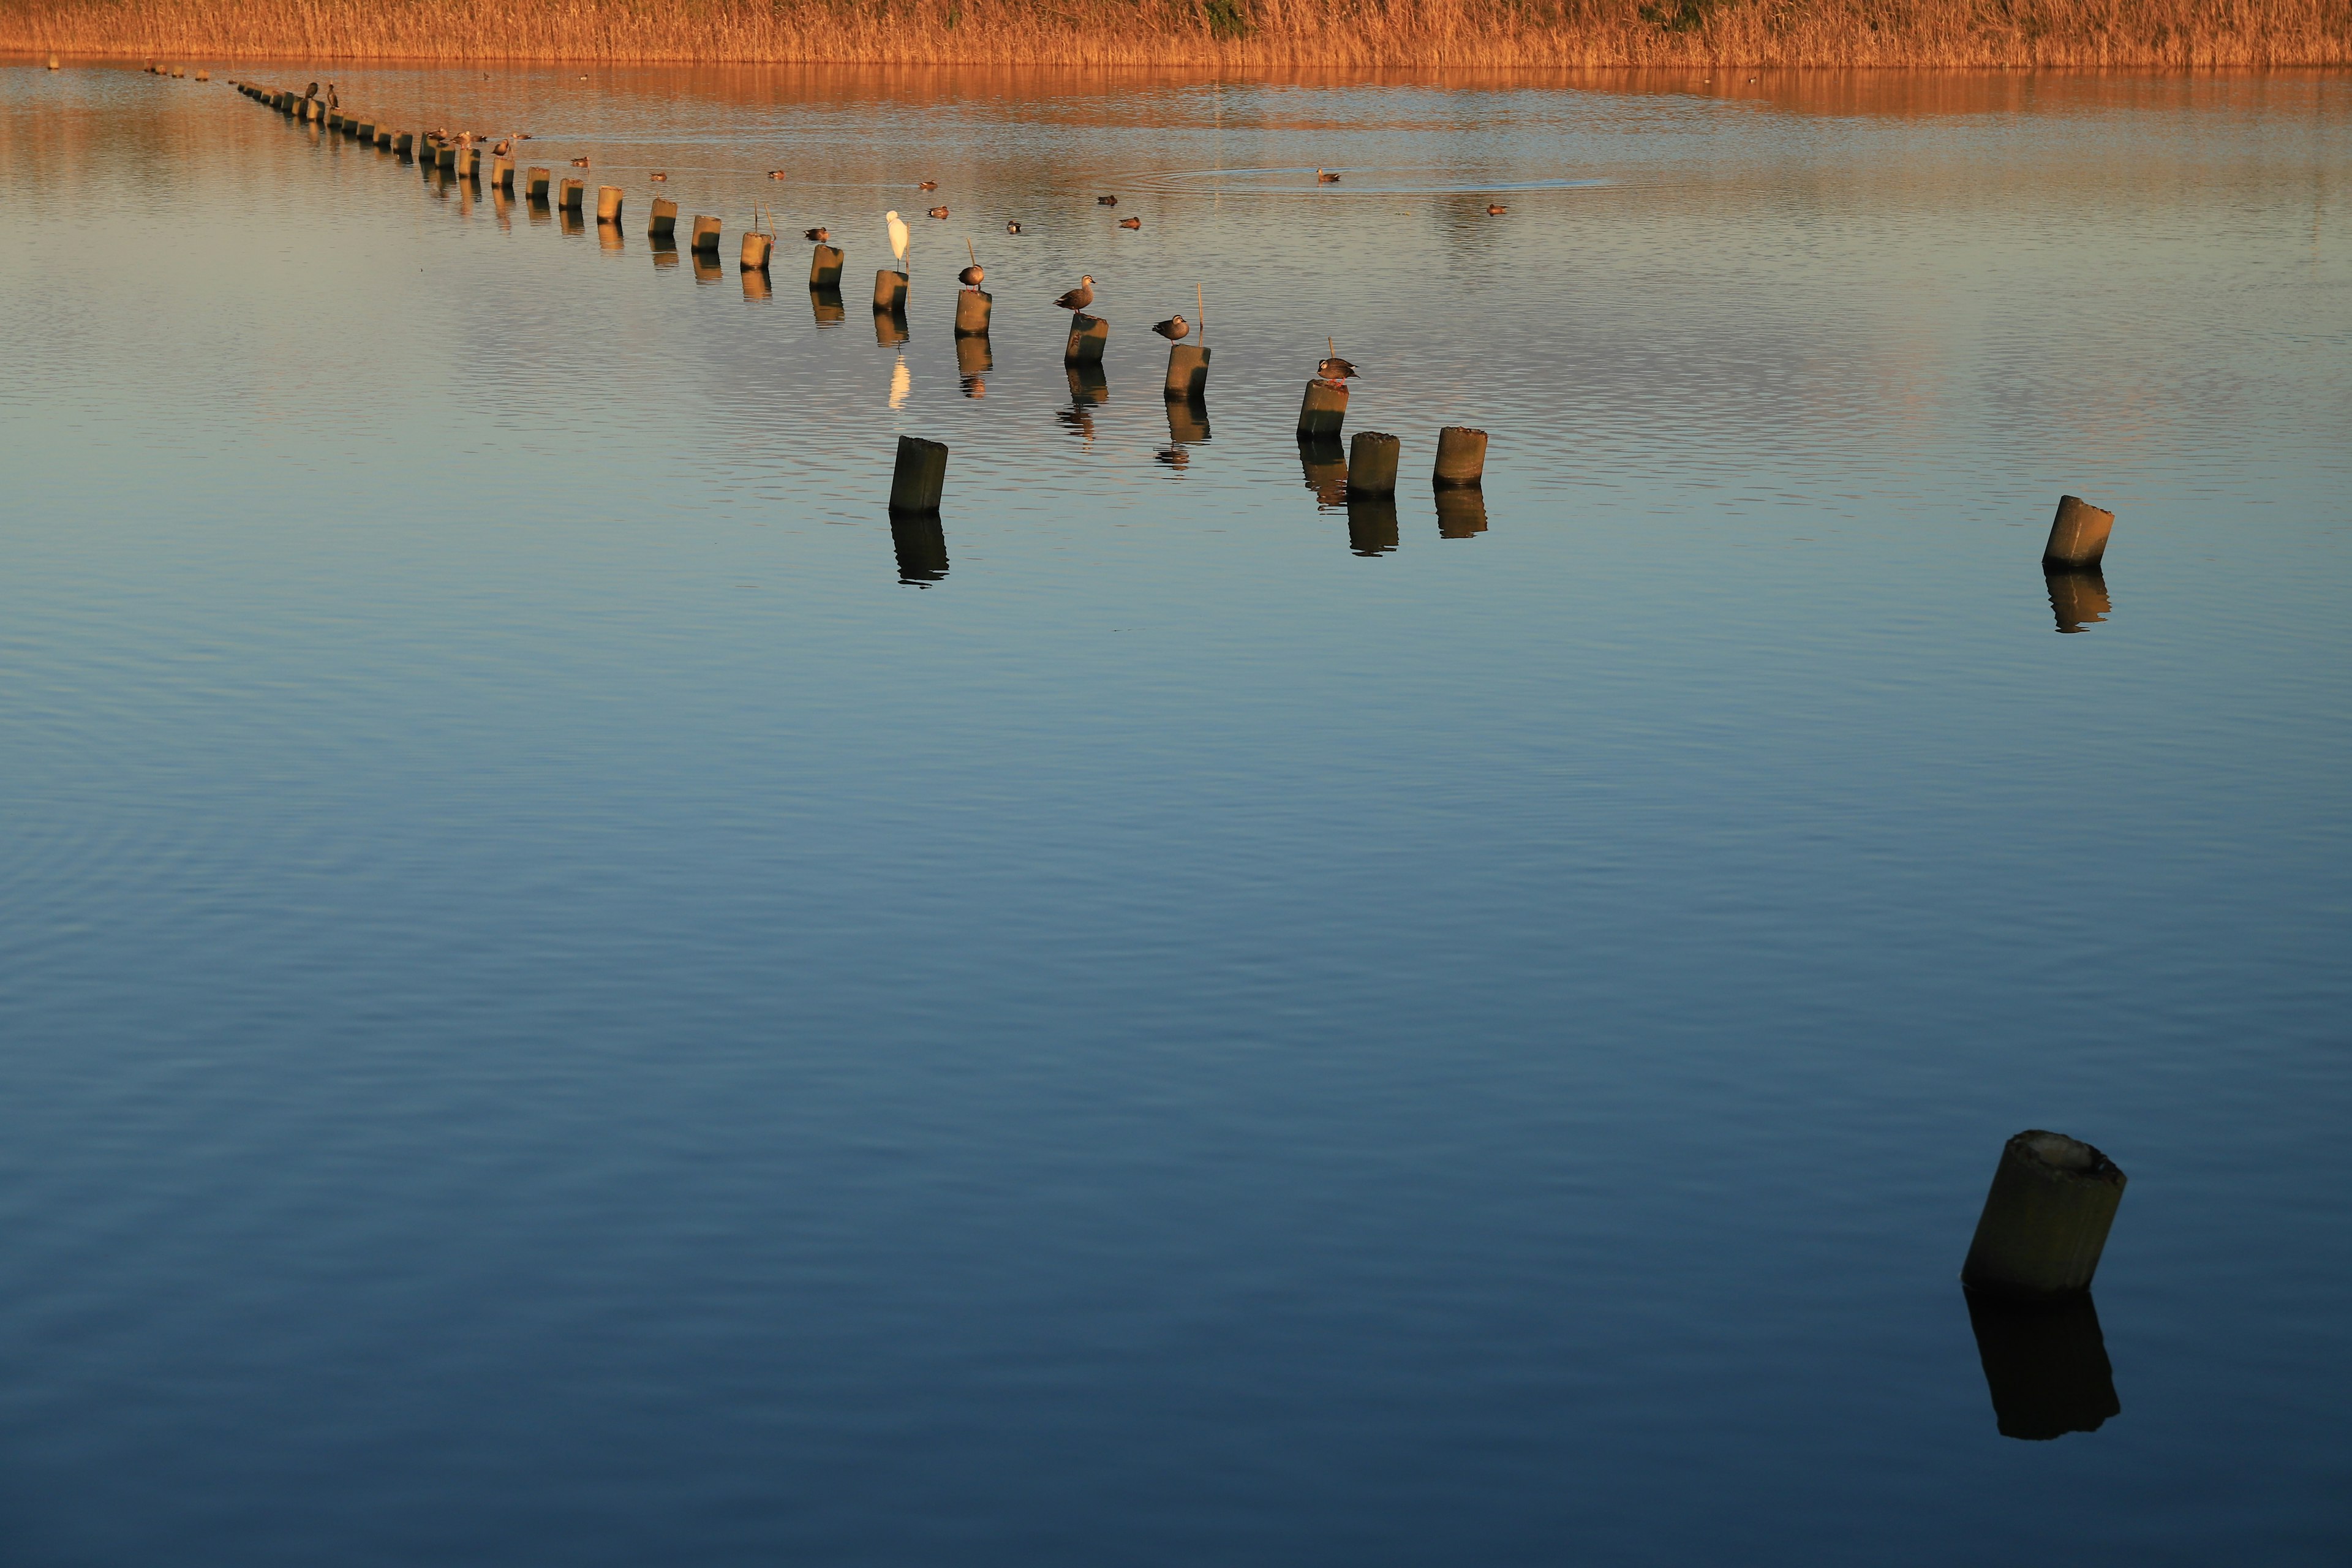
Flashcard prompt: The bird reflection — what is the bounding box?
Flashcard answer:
[809,285,845,326]
[650,234,678,268]
[2045,569,2112,633]
[1298,437,1347,507]
[956,335,991,398]
[1158,401,1210,469]
[891,515,949,586]
[1346,496,1400,556]
[1964,1287,2120,1441]
[1436,488,1490,538]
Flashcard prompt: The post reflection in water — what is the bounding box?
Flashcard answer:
[1059,366,1109,442]
[956,335,990,398]
[1436,487,1490,538]
[1964,1287,2122,1441]
[692,252,723,284]
[1158,400,1210,467]
[2046,569,2113,633]
[1347,496,1400,556]
[1298,437,1347,508]
[873,309,908,346]
[650,235,678,268]
[890,514,949,586]
[559,209,586,238]
[809,285,845,326]
[599,221,623,252]
[491,186,511,231]
[742,268,771,301]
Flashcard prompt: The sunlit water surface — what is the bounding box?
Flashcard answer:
[1,61,2348,1566]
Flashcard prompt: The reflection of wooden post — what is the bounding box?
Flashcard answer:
[1964,1288,2120,1441]
[872,269,908,312]
[1297,379,1348,438]
[1434,425,1488,486]
[596,184,622,222]
[558,178,584,212]
[1435,488,1490,538]
[2045,570,2112,634]
[1298,438,1347,507]
[647,197,676,237]
[2043,494,2114,568]
[1346,497,1400,556]
[954,288,992,336]
[1961,1131,2127,1298]
[690,214,720,253]
[1347,431,1400,497]
[740,232,772,270]
[889,437,949,514]
[1063,312,1109,364]
[742,268,772,301]
[808,286,845,324]
[891,515,949,584]
[1163,344,1209,401]
[809,244,843,287]
[956,335,992,380]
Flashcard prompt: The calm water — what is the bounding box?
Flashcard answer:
[1,61,2348,1565]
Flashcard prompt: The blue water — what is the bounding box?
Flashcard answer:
[1,61,2347,1565]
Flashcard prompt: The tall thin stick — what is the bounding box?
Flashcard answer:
[1197,281,1205,344]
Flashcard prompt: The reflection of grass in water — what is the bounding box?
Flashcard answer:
[6,0,2344,64]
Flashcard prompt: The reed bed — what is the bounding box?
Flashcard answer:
[6,0,2345,67]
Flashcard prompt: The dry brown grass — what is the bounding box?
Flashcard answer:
[5,0,2346,67]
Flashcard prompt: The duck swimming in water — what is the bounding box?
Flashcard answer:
[1118,216,1140,230]
[804,226,830,242]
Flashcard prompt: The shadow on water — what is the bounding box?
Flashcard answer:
[1964,1287,2122,1441]
[2046,569,2113,633]
[890,514,949,586]
[1436,487,1490,538]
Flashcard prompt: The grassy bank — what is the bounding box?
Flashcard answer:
[6,0,2346,67]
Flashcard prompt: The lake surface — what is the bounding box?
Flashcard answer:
[1,60,2347,1566]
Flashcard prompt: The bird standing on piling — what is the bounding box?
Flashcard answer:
[1152,315,1189,341]
[1316,339,1359,383]
[886,211,911,268]
[1054,276,1095,311]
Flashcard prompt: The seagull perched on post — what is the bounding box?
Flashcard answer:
[886,210,910,268]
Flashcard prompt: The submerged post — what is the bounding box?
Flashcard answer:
[810,244,844,287]
[1297,378,1348,439]
[1347,431,1401,498]
[954,288,992,336]
[1961,1131,2127,1299]
[1064,312,1109,365]
[647,197,677,238]
[889,436,949,515]
[597,184,623,223]
[873,268,908,312]
[1164,344,1210,402]
[1433,425,1488,487]
[691,214,722,254]
[2043,495,2115,569]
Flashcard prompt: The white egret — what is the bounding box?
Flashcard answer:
[886,210,910,266]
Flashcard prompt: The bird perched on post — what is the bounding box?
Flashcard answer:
[886,211,910,267]
[1316,339,1359,383]
[1316,167,1340,183]
[1152,315,1189,341]
[960,264,984,286]
[927,206,949,219]
[1118,216,1141,230]
[1054,275,1095,311]
[1096,195,1118,206]
[804,226,829,242]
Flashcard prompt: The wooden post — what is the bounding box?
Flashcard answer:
[1067,364,1109,404]
[872,269,908,312]
[597,185,622,222]
[1963,1288,2121,1441]
[2043,495,2114,568]
[526,167,551,201]
[558,178,585,212]
[809,244,843,287]
[457,148,480,180]
[1433,426,1488,486]
[954,288,992,336]
[647,197,676,237]
[741,232,773,270]
[491,157,513,190]
[2045,569,2112,634]
[690,214,721,253]
[1064,312,1109,364]
[394,132,414,157]
[692,252,722,283]
[356,122,374,141]
[873,311,909,347]
[1163,344,1210,402]
[1435,488,1490,538]
[1347,431,1400,497]
[888,437,949,514]
[651,237,680,268]
[1961,1131,2127,1299]
[1297,379,1348,439]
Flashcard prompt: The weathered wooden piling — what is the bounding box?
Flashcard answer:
[1064,312,1109,365]
[692,252,723,283]
[809,244,844,288]
[456,148,480,181]
[1347,431,1401,498]
[1433,426,1488,487]
[375,129,392,151]
[888,436,949,514]
[393,132,413,157]
[526,166,550,201]
[1435,488,1490,538]
[355,123,374,143]
[647,197,676,238]
[690,214,721,254]
[559,178,585,213]
[741,232,773,270]
[491,156,513,190]
[1163,344,1210,402]
[1961,1131,2127,1299]
[2045,569,2113,634]
[597,185,623,222]
[1297,379,1348,439]
[1068,364,1109,404]
[650,236,680,268]
[873,311,910,347]
[1964,1287,2121,1441]
[954,288,992,336]
[2043,495,2115,569]
[872,268,908,312]
[436,144,456,173]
